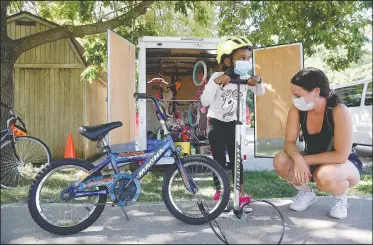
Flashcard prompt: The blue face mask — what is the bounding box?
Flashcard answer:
[234,60,252,79]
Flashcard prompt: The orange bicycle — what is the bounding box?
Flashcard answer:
[0,102,52,189]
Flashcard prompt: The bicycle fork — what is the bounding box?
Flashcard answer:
[174,152,198,194]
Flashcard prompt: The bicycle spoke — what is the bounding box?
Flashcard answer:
[168,160,226,218]
[34,165,100,228]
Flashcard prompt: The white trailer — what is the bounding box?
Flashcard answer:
[107,31,304,165]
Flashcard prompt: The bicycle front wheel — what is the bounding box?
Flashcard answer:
[1,136,52,189]
[162,155,230,225]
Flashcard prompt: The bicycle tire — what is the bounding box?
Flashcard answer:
[188,102,200,127]
[193,61,207,86]
[1,136,52,189]
[28,159,107,235]
[162,155,230,225]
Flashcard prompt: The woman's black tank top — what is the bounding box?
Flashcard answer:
[299,106,334,154]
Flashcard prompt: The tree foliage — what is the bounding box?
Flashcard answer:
[216,1,372,71]
[78,1,216,82]
[14,1,215,82]
[2,1,372,93]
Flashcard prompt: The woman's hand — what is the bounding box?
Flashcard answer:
[292,155,311,185]
[248,76,262,86]
[214,74,231,86]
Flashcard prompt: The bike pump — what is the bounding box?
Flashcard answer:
[229,69,252,221]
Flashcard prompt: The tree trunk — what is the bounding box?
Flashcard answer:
[0,59,15,106]
[0,58,15,128]
[0,1,15,128]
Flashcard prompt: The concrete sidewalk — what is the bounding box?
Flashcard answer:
[1,196,372,244]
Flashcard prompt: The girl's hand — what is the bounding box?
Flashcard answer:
[248,76,261,86]
[214,74,231,86]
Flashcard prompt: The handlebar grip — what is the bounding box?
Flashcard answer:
[229,79,248,85]
[133,93,151,100]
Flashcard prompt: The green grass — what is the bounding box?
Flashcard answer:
[1,167,372,205]
[239,166,373,199]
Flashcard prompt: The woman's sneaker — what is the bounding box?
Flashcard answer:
[329,194,348,219]
[290,188,317,211]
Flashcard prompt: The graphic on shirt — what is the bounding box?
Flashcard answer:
[221,88,242,119]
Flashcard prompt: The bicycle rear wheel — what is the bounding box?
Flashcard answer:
[162,155,230,225]
[28,159,106,235]
[1,136,52,189]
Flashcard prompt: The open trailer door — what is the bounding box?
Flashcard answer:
[107,29,136,147]
[253,42,304,158]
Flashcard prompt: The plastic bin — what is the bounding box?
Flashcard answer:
[174,142,191,156]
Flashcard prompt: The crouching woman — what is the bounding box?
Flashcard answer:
[273,67,363,219]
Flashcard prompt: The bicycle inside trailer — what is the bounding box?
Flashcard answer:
[137,37,228,167]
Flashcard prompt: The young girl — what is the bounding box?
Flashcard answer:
[200,36,265,210]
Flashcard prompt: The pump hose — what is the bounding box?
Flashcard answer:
[197,199,285,244]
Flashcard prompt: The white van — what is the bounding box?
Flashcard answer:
[333,79,372,147]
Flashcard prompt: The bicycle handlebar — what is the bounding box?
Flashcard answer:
[1,101,17,120]
[1,102,27,131]
[133,93,153,100]
[229,79,248,85]
[133,93,168,121]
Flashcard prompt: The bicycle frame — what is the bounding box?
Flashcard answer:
[1,118,19,145]
[0,104,27,145]
[66,94,199,199]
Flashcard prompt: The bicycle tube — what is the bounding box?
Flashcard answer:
[193,61,207,86]
[188,102,200,127]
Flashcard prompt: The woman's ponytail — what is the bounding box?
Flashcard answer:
[326,89,343,108]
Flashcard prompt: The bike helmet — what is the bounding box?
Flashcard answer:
[216,36,253,64]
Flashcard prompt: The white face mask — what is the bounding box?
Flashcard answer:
[292,96,315,111]
[234,60,252,79]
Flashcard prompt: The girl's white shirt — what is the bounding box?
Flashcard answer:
[201,72,265,122]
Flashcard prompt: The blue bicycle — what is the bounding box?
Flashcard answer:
[27,93,230,235]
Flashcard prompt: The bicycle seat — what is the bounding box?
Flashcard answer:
[79,121,123,141]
